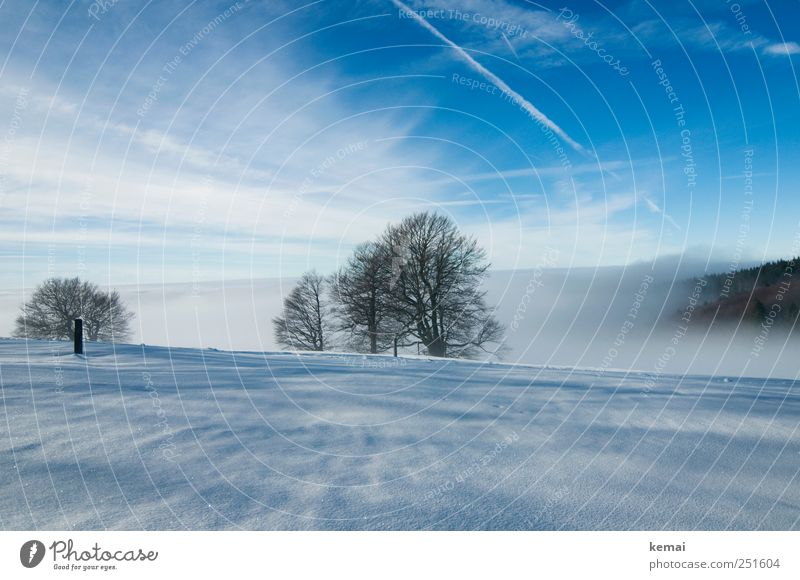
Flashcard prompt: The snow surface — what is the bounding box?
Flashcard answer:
[1,339,798,530]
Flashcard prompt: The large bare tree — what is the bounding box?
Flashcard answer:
[329,241,400,354]
[13,277,134,342]
[382,212,504,358]
[272,271,330,351]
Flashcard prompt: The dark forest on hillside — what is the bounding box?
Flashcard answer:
[685,258,800,326]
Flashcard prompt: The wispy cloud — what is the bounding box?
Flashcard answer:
[2,0,794,285]
[632,16,800,59]
[423,158,668,189]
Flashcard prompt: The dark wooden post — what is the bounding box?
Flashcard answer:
[393,335,398,357]
[74,318,83,355]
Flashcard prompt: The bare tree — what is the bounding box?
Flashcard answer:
[13,277,134,342]
[383,211,505,358]
[272,271,330,351]
[329,241,401,354]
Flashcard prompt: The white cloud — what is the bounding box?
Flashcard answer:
[763,42,800,56]
[0,1,698,285]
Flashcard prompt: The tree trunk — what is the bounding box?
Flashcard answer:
[427,337,446,357]
[369,292,377,354]
[369,327,377,354]
[73,318,83,354]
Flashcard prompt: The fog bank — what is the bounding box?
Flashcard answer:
[1,262,797,379]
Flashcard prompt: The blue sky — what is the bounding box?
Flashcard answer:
[1,0,799,286]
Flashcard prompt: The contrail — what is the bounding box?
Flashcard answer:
[641,193,681,230]
[392,0,590,157]
[501,33,519,60]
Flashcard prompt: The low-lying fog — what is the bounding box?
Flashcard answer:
[1,259,797,379]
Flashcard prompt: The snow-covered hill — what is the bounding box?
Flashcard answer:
[1,339,797,530]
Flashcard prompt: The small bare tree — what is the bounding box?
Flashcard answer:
[272,271,330,351]
[13,277,134,342]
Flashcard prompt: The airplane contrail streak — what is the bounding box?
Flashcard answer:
[392,0,591,157]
